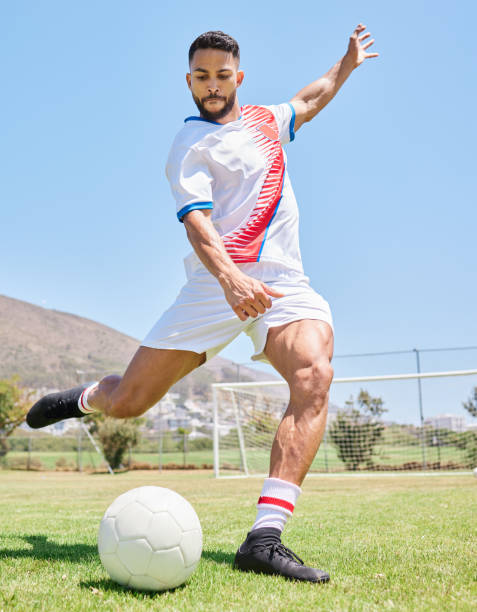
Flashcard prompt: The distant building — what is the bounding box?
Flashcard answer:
[148,393,180,419]
[424,414,467,432]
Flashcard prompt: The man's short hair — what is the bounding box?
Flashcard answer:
[188,31,240,65]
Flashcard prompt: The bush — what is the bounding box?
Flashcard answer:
[9,435,79,453]
[129,460,156,470]
[461,431,477,467]
[0,377,32,457]
[8,457,43,471]
[0,437,8,458]
[55,456,75,471]
[329,389,387,471]
[96,418,141,470]
[188,437,213,450]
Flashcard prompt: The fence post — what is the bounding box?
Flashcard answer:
[323,428,329,473]
[183,432,187,467]
[213,386,219,478]
[413,349,427,470]
[158,424,163,473]
[77,421,82,472]
[27,435,32,471]
[435,429,441,467]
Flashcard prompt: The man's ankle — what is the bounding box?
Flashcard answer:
[251,477,301,533]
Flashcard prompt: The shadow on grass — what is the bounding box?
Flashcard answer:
[80,578,186,597]
[202,548,235,566]
[0,534,97,562]
[1,536,236,565]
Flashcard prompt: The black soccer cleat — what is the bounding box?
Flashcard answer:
[234,527,330,583]
[26,384,90,429]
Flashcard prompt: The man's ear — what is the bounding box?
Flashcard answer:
[186,73,192,90]
[236,70,245,88]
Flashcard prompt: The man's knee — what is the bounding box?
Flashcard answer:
[290,360,334,406]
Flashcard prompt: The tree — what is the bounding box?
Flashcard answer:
[0,377,32,458]
[329,389,387,471]
[177,427,191,466]
[85,413,142,470]
[463,387,477,419]
[462,387,477,467]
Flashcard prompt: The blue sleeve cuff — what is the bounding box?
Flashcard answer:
[287,102,296,142]
[177,201,213,222]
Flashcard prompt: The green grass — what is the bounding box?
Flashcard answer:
[0,471,476,611]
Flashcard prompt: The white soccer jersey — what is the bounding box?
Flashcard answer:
[166,103,304,273]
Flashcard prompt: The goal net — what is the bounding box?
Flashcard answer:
[212,369,477,477]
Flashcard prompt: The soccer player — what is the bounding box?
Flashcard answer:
[27,25,378,582]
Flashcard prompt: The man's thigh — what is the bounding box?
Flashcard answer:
[113,346,205,409]
[263,319,334,383]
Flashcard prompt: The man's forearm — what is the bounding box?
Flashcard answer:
[183,210,241,288]
[183,210,284,320]
[291,54,355,124]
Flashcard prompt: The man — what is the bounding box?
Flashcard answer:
[27,25,378,583]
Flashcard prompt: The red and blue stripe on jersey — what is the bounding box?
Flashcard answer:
[222,105,285,263]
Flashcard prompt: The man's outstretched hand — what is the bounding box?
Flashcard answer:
[346,23,379,69]
[219,271,285,321]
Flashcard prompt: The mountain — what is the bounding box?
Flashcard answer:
[0,294,279,391]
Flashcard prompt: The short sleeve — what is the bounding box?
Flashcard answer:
[265,102,296,145]
[166,143,214,222]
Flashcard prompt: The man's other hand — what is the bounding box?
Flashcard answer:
[219,271,285,321]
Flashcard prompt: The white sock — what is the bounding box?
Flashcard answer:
[78,382,99,414]
[251,477,301,533]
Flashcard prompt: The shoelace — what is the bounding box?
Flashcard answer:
[252,541,305,566]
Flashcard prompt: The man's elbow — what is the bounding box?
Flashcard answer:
[297,80,334,123]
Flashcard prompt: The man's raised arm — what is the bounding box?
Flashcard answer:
[291,23,378,131]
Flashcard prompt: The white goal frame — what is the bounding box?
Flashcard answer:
[212,369,477,478]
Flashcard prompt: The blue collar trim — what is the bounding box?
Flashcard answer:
[184,115,243,125]
[184,116,221,125]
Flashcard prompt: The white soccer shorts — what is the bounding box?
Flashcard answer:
[141,260,333,364]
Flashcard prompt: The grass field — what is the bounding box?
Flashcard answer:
[0,471,476,611]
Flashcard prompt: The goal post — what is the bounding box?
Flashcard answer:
[212,369,477,477]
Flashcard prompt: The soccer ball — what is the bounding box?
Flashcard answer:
[98,486,202,591]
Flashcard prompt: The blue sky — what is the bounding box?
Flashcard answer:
[1,1,476,423]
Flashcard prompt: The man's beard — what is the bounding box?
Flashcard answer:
[192,91,237,122]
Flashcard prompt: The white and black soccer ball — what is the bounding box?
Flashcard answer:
[98,486,202,591]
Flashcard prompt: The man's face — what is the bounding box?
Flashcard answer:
[187,48,244,122]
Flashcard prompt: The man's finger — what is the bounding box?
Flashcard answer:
[257,294,272,310]
[363,39,375,50]
[359,33,371,42]
[251,299,266,315]
[242,303,259,318]
[263,284,286,298]
[234,306,248,321]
